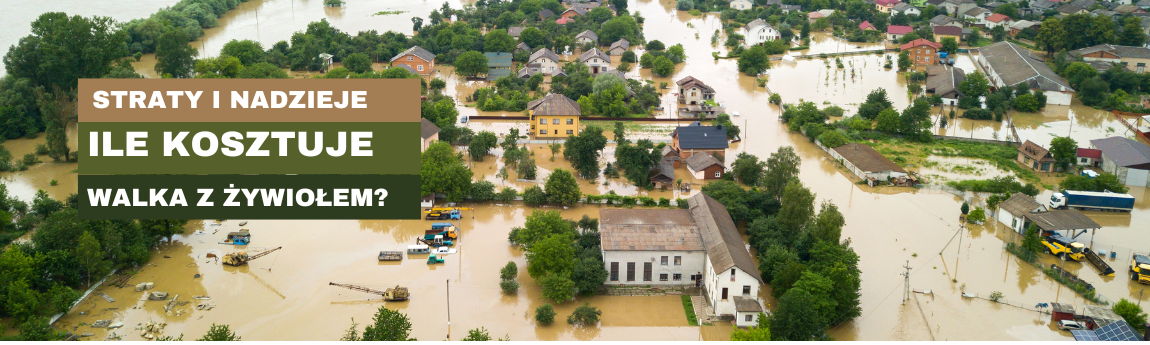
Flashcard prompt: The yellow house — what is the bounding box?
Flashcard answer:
[528,93,582,139]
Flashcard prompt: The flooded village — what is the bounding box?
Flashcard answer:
[3,0,1150,341]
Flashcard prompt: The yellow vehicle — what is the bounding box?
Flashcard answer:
[222,246,282,267]
[1041,234,1084,261]
[1131,253,1150,284]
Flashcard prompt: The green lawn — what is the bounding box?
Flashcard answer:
[681,295,698,326]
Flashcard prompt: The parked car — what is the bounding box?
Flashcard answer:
[1058,320,1085,331]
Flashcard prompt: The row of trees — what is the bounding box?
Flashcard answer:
[509,211,607,303]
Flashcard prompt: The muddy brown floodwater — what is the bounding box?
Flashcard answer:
[11,0,1150,340]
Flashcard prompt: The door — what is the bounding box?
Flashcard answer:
[721,288,728,300]
[1127,168,1149,187]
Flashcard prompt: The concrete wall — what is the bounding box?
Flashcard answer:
[531,114,580,138]
[603,250,706,286]
[736,311,762,328]
[995,210,1025,233]
[704,259,762,316]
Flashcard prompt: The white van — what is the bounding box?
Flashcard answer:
[407,244,430,255]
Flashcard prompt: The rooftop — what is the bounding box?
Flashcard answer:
[901,38,942,50]
[925,65,965,98]
[832,143,908,173]
[685,151,725,171]
[1018,140,1054,162]
[527,93,582,116]
[979,41,1073,91]
[1090,136,1150,168]
[674,122,730,150]
[610,38,630,50]
[576,29,598,41]
[933,25,963,36]
[677,76,715,93]
[1076,148,1102,159]
[579,48,611,63]
[1070,44,1150,59]
[529,48,561,63]
[998,193,1045,217]
[1025,209,1102,231]
[987,13,1011,22]
[887,25,914,35]
[599,208,704,251]
[734,296,764,313]
[688,194,764,283]
[389,46,435,62]
[420,118,440,139]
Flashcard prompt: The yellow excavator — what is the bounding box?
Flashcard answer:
[423,207,472,220]
[222,246,282,267]
[329,283,410,301]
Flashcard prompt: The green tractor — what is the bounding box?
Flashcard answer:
[427,253,445,264]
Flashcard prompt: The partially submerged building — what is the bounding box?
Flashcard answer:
[1089,136,1150,186]
[671,122,729,161]
[527,93,581,139]
[1016,140,1059,172]
[925,65,966,106]
[829,143,913,186]
[599,193,765,327]
[684,151,726,179]
[977,41,1075,105]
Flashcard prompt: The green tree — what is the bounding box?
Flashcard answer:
[763,146,801,201]
[421,141,474,202]
[544,169,581,204]
[76,231,106,286]
[469,131,498,161]
[897,50,911,72]
[940,37,958,54]
[535,304,557,325]
[501,261,518,281]
[5,279,40,322]
[811,201,845,244]
[194,56,242,78]
[1114,299,1148,335]
[1049,136,1078,171]
[600,16,640,43]
[221,39,265,66]
[993,3,1018,19]
[564,125,608,179]
[652,56,675,76]
[462,327,493,341]
[817,130,847,148]
[1062,62,1098,89]
[454,51,489,77]
[1120,16,1148,46]
[526,234,577,278]
[640,53,655,68]
[1035,18,1065,55]
[518,156,538,180]
[614,139,660,187]
[496,187,518,203]
[875,108,901,134]
[566,303,602,326]
[3,13,127,91]
[155,29,197,78]
[38,88,75,162]
[777,180,816,233]
[197,324,241,341]
[514,210,577,248]
[520,28,547,48]
[238,62,290,78]
[958,72,990,109]
[484,29,517,52]
[770,289,825,340]
[738,46,770,75]
[357,306,416,341]
[732,152,767,186]
[523,185,547,206]
[540,272,576,303]
[343,53,372,74]
[730,316,771,340]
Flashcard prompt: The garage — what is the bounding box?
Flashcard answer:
[1090,137,1150,187]
[1128,168,1150,187]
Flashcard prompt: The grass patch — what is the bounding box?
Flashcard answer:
[372,10,407,16]
[681,295,698,326]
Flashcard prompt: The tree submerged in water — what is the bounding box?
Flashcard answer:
[324,0,345,6]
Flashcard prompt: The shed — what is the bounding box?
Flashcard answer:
[649,159,676,189]
[1089,136,1150,186]
[1050,303,1075,323]
[733,296,764,327]
[684,151,726,179]
[484,52,514,81]
[830,143,908,184]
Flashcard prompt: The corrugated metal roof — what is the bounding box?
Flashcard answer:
[1090,136,1150,167]
[998,193,1044,217]
[1024,209,1101,231]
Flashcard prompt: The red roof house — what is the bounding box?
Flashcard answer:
[860,21,876,30]
[887,25,913,35]
[1077,148,1102,159]
[987,13,1011,23]
[900,38,942,50]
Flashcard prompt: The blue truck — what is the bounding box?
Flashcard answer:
[1049,190,1135,212]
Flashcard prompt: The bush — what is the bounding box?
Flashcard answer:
[34,144,49,155]
[658,197,671,207]
[967,207,986,224]
[621,51,637,63]
[676,198,688,208]
[496,187,518,203]
[501,261,518,280]
[523,186,547,206]
[817,130,848,148]
[500,280,519,294]
[962,108,992,120]
[535,304,557,325]
[567,303,602,326]
[470,181,497,201]
[639,196,656,206]
[619,196,636,206]
[21,153,41,166]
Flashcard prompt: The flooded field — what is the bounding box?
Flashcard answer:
[5,0,1150,340]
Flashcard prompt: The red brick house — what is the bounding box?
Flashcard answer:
[901,38,942,65]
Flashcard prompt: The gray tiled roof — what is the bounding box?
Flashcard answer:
[685,151,724,171]
[734,296,764,312]
[1090,136,1150,168]
[529,48,561,64]
[610,38,630,50]
[649,159,675,182]
[576,29,598,41]
[676,76,715,93]
[998,192,1044,217]
[964,6,989,16]
[1025,209,1102,231]
[579,48,611,63]
[979,41,1073,91]
[508,26,526,37]
[420,118,440,139]
[389,46,435,62]
[688,194,763,283]
[1070,44,1150,59]
[925,65,965,98]
[527,93,581,116]
[930,15,961,26]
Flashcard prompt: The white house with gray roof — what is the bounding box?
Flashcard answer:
[579,48,612,75]
[599,193,764,327]
[575,29,599,45]
[977,41,1075,105]
[1090,137,1150,186]
[527,48,562,75]
[743,18,781,47]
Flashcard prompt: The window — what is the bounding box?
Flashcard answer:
[714,171,721,178]
[674,256,682,265]
[925,57,931,62]
[552,119,560,124]
[627,262,636,281]
[673,273,682,281]
[417,65,424,71]
[566,130,573,134]
[554,130,558,134]
[660,274,668,281]
[1080,158,1088,163]
[745,315,753,322]
[661,256,668,265]
[540,130,546,134]
[566,119,574,124]
[721,287,729,300]
[540,119,546,124]
[643,262,653,281]
[610,262,619,281]
[407,56,413,61]
[731,268,737,281]
[743,285,751,295]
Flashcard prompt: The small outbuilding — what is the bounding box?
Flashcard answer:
[685,151,726,179]
[829,143,908,185]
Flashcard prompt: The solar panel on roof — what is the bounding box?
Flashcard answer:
[1072,330,1100,341]
[1095,320,1141,341]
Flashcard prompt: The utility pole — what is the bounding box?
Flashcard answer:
[902,260,912,304]
[446,279,451,340]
